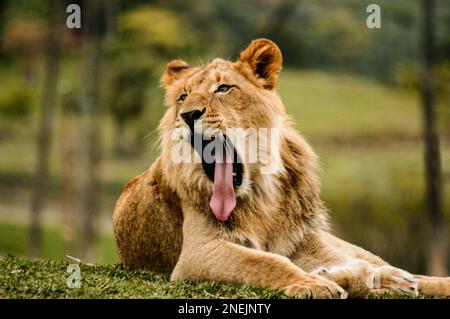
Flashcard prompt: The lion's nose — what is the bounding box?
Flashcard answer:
[180,108,205,131]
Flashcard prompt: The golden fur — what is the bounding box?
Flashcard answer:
[113,39,450,298]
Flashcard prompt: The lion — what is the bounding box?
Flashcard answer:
[113,39,450,298]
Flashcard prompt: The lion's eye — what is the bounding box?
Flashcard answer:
[215,84,233,94]
[177,93,188,102]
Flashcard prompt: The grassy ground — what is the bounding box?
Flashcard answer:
[0,256,425,299]
[0,256,287,299]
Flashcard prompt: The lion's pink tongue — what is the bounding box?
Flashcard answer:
[209,161,236,222]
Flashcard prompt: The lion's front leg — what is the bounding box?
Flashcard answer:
[311,260,377,298]
[291,236,376,298]
[369,268,450,298]
[172,210,347,299]
[311,263,420,298]
[322,232,450,297]
[291,233,417,298]
[172,240,347,299]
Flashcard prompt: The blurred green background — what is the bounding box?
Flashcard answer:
[0,0,448,276]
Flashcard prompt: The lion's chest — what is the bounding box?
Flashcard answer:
[220,220,305,257]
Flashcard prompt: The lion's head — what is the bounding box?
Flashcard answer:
[158,39,300,223]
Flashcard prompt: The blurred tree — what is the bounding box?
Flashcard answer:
[60,86,77,256]
[78,0,108,261]
[106,59,153,156]
[115,6,197,56]
[312,8,368,70]
[395,61,450,131]
[421,0,447,276]
[0,0,6,58]
[0,85,35,140]
[257,0,306,66]
[2,17,46,84]
[105,5,196,156]
[261,0,298,40]
[0,87,34,120]
[29,1,62,257]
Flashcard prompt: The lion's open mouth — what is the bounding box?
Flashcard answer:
[189,133,243,222]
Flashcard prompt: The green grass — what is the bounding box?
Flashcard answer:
[278,70,423,140]
[0,256,286,299]
[0,256,426,299]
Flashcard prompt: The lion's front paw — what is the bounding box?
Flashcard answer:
[313,260,374,298]
[374,265,418,297]
[415,275,450,298]
[283,275,348,299]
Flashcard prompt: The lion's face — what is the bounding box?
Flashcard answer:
[159,39,286,222]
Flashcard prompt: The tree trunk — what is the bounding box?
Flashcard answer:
[78,0,107,262]
[60,92,76,256]
[29,2,61,257]
[421,0,447,276]
[0,0,6,38]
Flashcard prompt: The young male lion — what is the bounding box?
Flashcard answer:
[113,39,450,298]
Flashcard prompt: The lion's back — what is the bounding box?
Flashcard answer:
[113,157,183,273]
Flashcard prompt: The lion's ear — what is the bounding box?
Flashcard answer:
[238,38,282,90]
[161,59,193,88]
